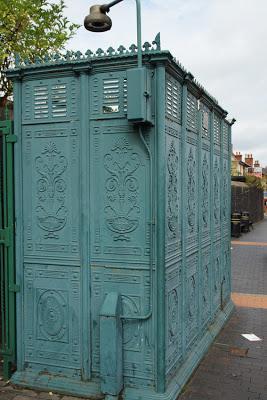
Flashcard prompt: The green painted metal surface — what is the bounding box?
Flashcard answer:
[0,109,17,379]
[127,67,152,124]
[100,292,122,396]
[7,37,234,399]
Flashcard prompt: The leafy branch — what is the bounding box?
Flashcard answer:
[0,0,80,104]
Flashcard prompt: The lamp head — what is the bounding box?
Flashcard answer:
[84,5,112,32]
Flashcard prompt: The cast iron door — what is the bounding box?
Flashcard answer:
[16,67,153,389]
[18,75,89,380]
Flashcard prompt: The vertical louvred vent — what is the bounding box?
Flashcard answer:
[186,92,198,132]
[213,115,220,145]
[166,77,182,123]
[223,123,228,149]
[123,78,128,113]
[103,78,120,113]
[201,104,210,139]
[34,86,49,119]
[51,84,67,118]
[91,73,127,117]
[33,82,68,120]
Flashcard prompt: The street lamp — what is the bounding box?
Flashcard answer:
[84,0,142,68]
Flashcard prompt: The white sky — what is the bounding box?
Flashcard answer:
[63,0,267,166]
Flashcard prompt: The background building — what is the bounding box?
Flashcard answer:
[231,151,264,221]
[231,152,250,177]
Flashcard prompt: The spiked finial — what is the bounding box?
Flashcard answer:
[152,32,161,50]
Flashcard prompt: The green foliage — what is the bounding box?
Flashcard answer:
[245,174,263,189]
[0,0,80,100]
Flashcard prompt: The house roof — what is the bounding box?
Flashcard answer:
[239,160,251,168]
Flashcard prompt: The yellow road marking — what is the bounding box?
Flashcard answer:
[231,241,267,246]
[231,292,267,309]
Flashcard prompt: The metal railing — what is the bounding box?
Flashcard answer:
[0,107,16,379]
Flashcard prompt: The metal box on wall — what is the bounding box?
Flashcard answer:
[127,67,152,124]
[7,37,234,400]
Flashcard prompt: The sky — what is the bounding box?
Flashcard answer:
[63,0,267,167]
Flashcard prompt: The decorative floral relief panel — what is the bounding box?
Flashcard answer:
[186,254,198,348]
[213,158,220,225]
[104,138,141,242]
[35,142,68,239]
[186,272,198,346]
[222,161,228,222]
[201,256,210,325]
[187,147,196,233]
[214,254,221,308]
[166,286,182,374]
[167,141,179,239]
[166,263,182,375]
[202,153,209,230]
[168,288,179,347]
[222,244,231,301]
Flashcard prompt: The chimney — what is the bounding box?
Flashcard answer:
[254,160,260,167]
[235,151,242,161]
[245,153,253,167]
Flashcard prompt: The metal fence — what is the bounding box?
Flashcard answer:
[231,181,264,223]
[0,107,16,379]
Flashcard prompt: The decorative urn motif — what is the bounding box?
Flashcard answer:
[104,138,141,241]
[35,142,68,239]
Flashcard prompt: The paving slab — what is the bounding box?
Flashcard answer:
[180,217,267,400]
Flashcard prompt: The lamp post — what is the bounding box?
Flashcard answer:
[84,0,142,68]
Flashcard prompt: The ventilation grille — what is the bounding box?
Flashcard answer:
[223,123,228,148]
[34,83,68,120]
[51,84,67,118]
[123,78,128,113]
[34,86,49,119]
[201,105,210,139]
[213,116,220,145]
[91,74,128,117]
[166,77,182,123]
[103,78,120,113]
[186,92,197,132]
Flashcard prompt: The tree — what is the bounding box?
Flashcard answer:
[0,0,80,106]
[245,174,263,189]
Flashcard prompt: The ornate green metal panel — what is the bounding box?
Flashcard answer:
[20,74,83,379]
[0,110,17,379]
[7,40,234,399]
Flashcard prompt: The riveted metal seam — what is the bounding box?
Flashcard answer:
[181,78,188,360]
[13,78,23,371]
[155,63,166,393]
[210,110,215,315]
[80,70,91,380]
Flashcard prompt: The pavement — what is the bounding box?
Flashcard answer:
[180,216,267,400]
[1,217,267,400]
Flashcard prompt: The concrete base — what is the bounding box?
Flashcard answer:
[12,300,234,400]
[11,372,102,398]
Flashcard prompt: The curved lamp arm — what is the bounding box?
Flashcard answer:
[101,0,142,67]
